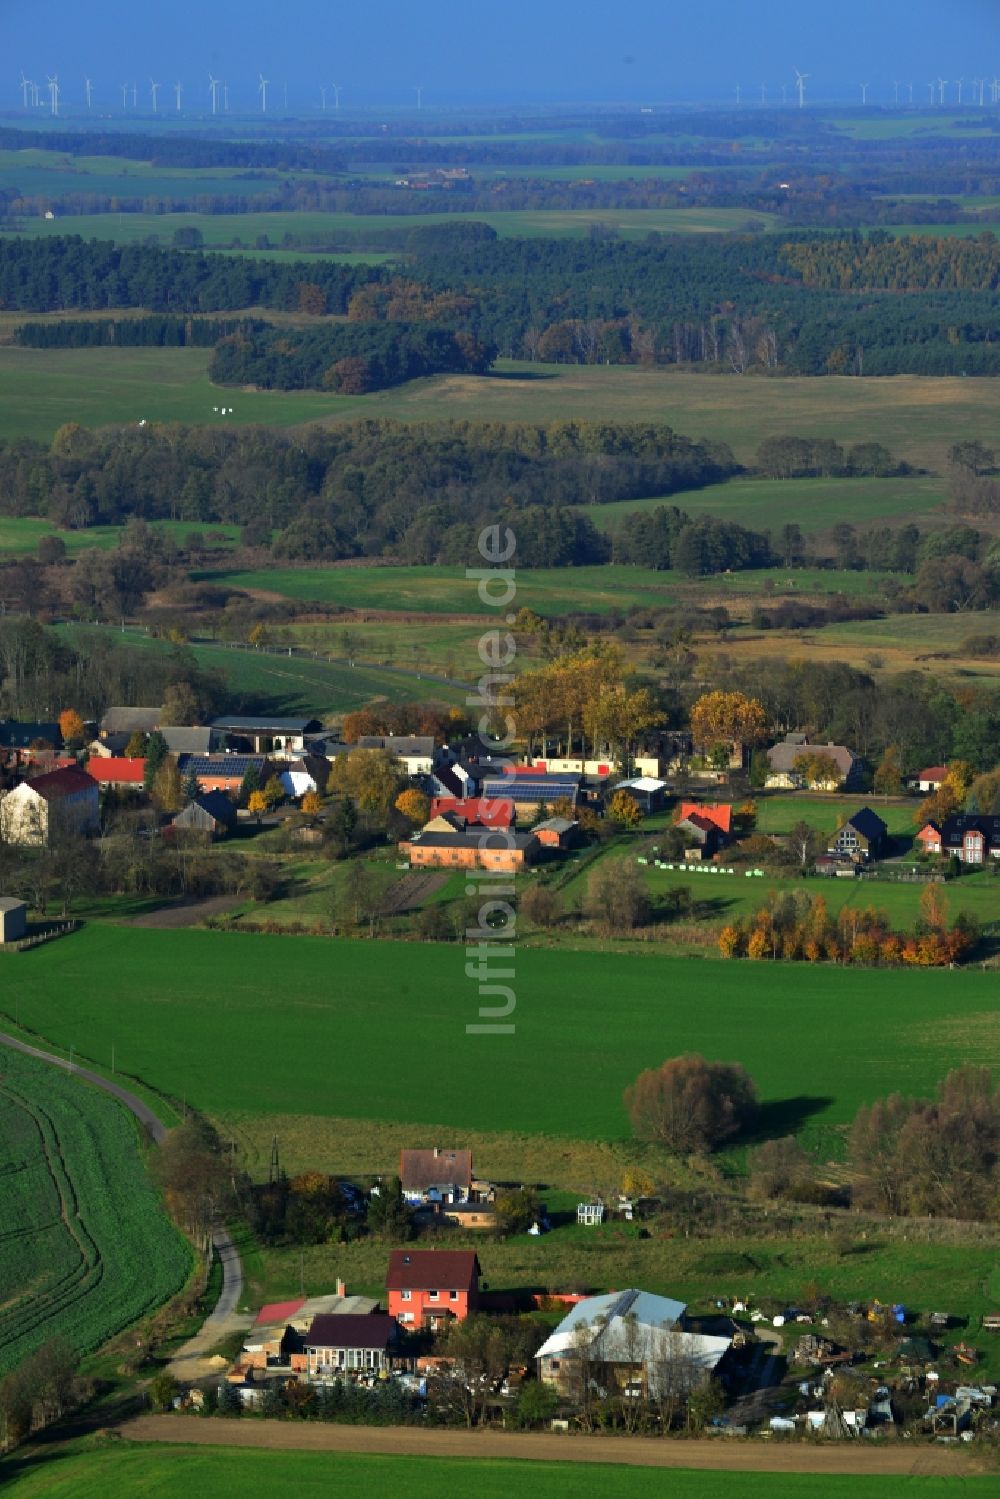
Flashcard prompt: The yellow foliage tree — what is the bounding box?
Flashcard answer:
[301,790,322,818]
[608,789,643,826]
[690,691,768,754]
[58,708,86,747]
[395,788,431,824]
[247,789,268,819]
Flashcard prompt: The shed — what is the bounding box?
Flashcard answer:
[0,897,27,943]
[614,776,668,814]
[172,792,237,837]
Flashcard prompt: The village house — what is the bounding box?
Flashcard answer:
[87,733,130,759]
[85,757,146,792]
[676,801,732,837]
[614,776,669,814]
[386,1249,480,1329]
[828,807,889,863]
[532,815,580,850]
[399,1148,495,1210]
[160,726,218,757]
[208,715,322,759]
[765,733,860,791]
[100,706,162,737]
[674,811,725,860]
[0,721,62,768]
[907,765,948,794]
[0,767,99,846]
[934,813,1000,864]
[531,753,662,779]
[402,826,540,873]
[238,1287,379,1375]
[357,734,437,776]
[428,795,515,828]
[535,1289,732,1400]
[171,791,238,838]
[303,1312,398,1379]
[177,753,272,795]
[277,755,329,800]
[481,771,581,820]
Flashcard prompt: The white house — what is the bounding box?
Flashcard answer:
[0,768,100,846]
[536,1289,731,1399]
[357,735,436,776]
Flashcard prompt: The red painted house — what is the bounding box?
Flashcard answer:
[916,822,942,855]
[676,801,732,836]
[386,1249,480,1330]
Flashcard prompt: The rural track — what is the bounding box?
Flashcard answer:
[0,1030,246,1378]
[120,1414,988,1476]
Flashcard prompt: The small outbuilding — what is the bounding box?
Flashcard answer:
[172,792,238,838]
[0,897,28,943]
[614,776,668,814]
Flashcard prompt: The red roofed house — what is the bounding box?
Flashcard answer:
[429,796,514,828]
[86,757,146,790]
[916,822,942,855]
[908,766,948,794]
[675,810,725,860]
[0,767,99,846]
[676,802,732,836]
[386,1249,480,1330]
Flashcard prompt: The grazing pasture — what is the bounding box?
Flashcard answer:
[5,926,998,1152]
[0,1046,189,1375]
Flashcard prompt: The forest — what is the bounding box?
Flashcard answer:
[207,320,494,392]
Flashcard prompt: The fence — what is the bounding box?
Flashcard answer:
[2,919,79,953]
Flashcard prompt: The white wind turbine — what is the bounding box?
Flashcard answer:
[760,82,767,105]
[937,77,948,105]
[320,85,326,110]
[735,83,741,105]
[859,82,869,104]
[258,73,269,112]
[955,77,964,104]
[208,73,220,114]
[223,81,229,111]
[19,73,32,110]
[794,68,808,108]
[927,80,935,104]
[150,78,160,113]
[46,74,59,115]
[174,81,182,111]
[84,77,93,109]
[414,83,423,110]
[908,81,914,104]
[332,83,341,109]
[122,81,130,111]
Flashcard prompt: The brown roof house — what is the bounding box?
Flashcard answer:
[386,1249,480,1328]
[303,1312,398,1379]
[0,767,99,846]
[401,1148,474,1205]
[765,734,860,791]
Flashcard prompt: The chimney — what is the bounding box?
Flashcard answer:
[433,1147,439,1158]
[336,1277,346,1298]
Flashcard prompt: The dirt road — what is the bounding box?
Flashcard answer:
[121,1415,986,1476]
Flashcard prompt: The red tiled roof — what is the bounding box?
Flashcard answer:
[386,1249,480,1291]
[25,767,96,800]
[677,801,732,833]
[429,796,514,828]
[914,766,948,781]
[255,1298,305,1326]
[86,757,146,784]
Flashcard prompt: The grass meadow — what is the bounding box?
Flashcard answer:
[0,517,241,556]
[5,925,999,1149]
[4,1445,991,1499]
[0,346,998,471]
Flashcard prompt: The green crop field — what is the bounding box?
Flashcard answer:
[587,474,947,535]
[750,795,918,836]
[196,563,676,615]
[5,204,781,248]
[0,1047,189,1375]
[5,926,999,1151]
[818,612,1000,654]
[3,1445,991,1499]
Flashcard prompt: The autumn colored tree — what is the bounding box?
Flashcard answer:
[296,281,328,316]
[301,789,322,818]
[689,691,768,757]
[58,708,85,748]
[151,755,183,813]
[341,708,384,743]
[608,789,643,826]
[124,730,149,758]
[916,761,974,828]
[395,788,431,825]
[873,744,904,799]
[330,748,404,817]
[261,776,285,810]
[791,750,843,790]
[247,789,268,821]
[624,1054,759,1154]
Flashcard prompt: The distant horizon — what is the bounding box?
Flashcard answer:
[5,0,1000,117]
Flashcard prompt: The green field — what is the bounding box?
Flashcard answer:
[197,563,676,616]
[6,926,999,1149]
[588,474,947,535]
[0,517,241,556]
[2,347,999,467]
[5,204,781,248]
[61,626,468,716]
[4,1445,991,1499]
[0,1047,190,1375]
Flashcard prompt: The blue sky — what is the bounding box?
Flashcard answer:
[5,0,1000,111]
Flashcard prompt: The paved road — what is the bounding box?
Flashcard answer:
[0,1029,246,1377]
[120,1415,986,1476]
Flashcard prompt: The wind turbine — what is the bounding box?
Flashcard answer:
[150,78,160,113]
[907,81,914,104]
[793,68,808,108]
[223,81,229,111]
[735,83,741,105]
[19,73,32,110]
[937,77,948,105]
[131,81,137,108]
[760,82,767,105]
[174,80,182,111]
[860,82,869,105]
[208,73,220,114]
[122,81,130,111]
[332,83,341,110]
[892,79,899,105]
[258,73,269,112]
[46,74,59,116]
[320,85,326,111]
[84,77,93,109]
[414,84,423,110]
[992,78,1000,104]
[955,77,964,104]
